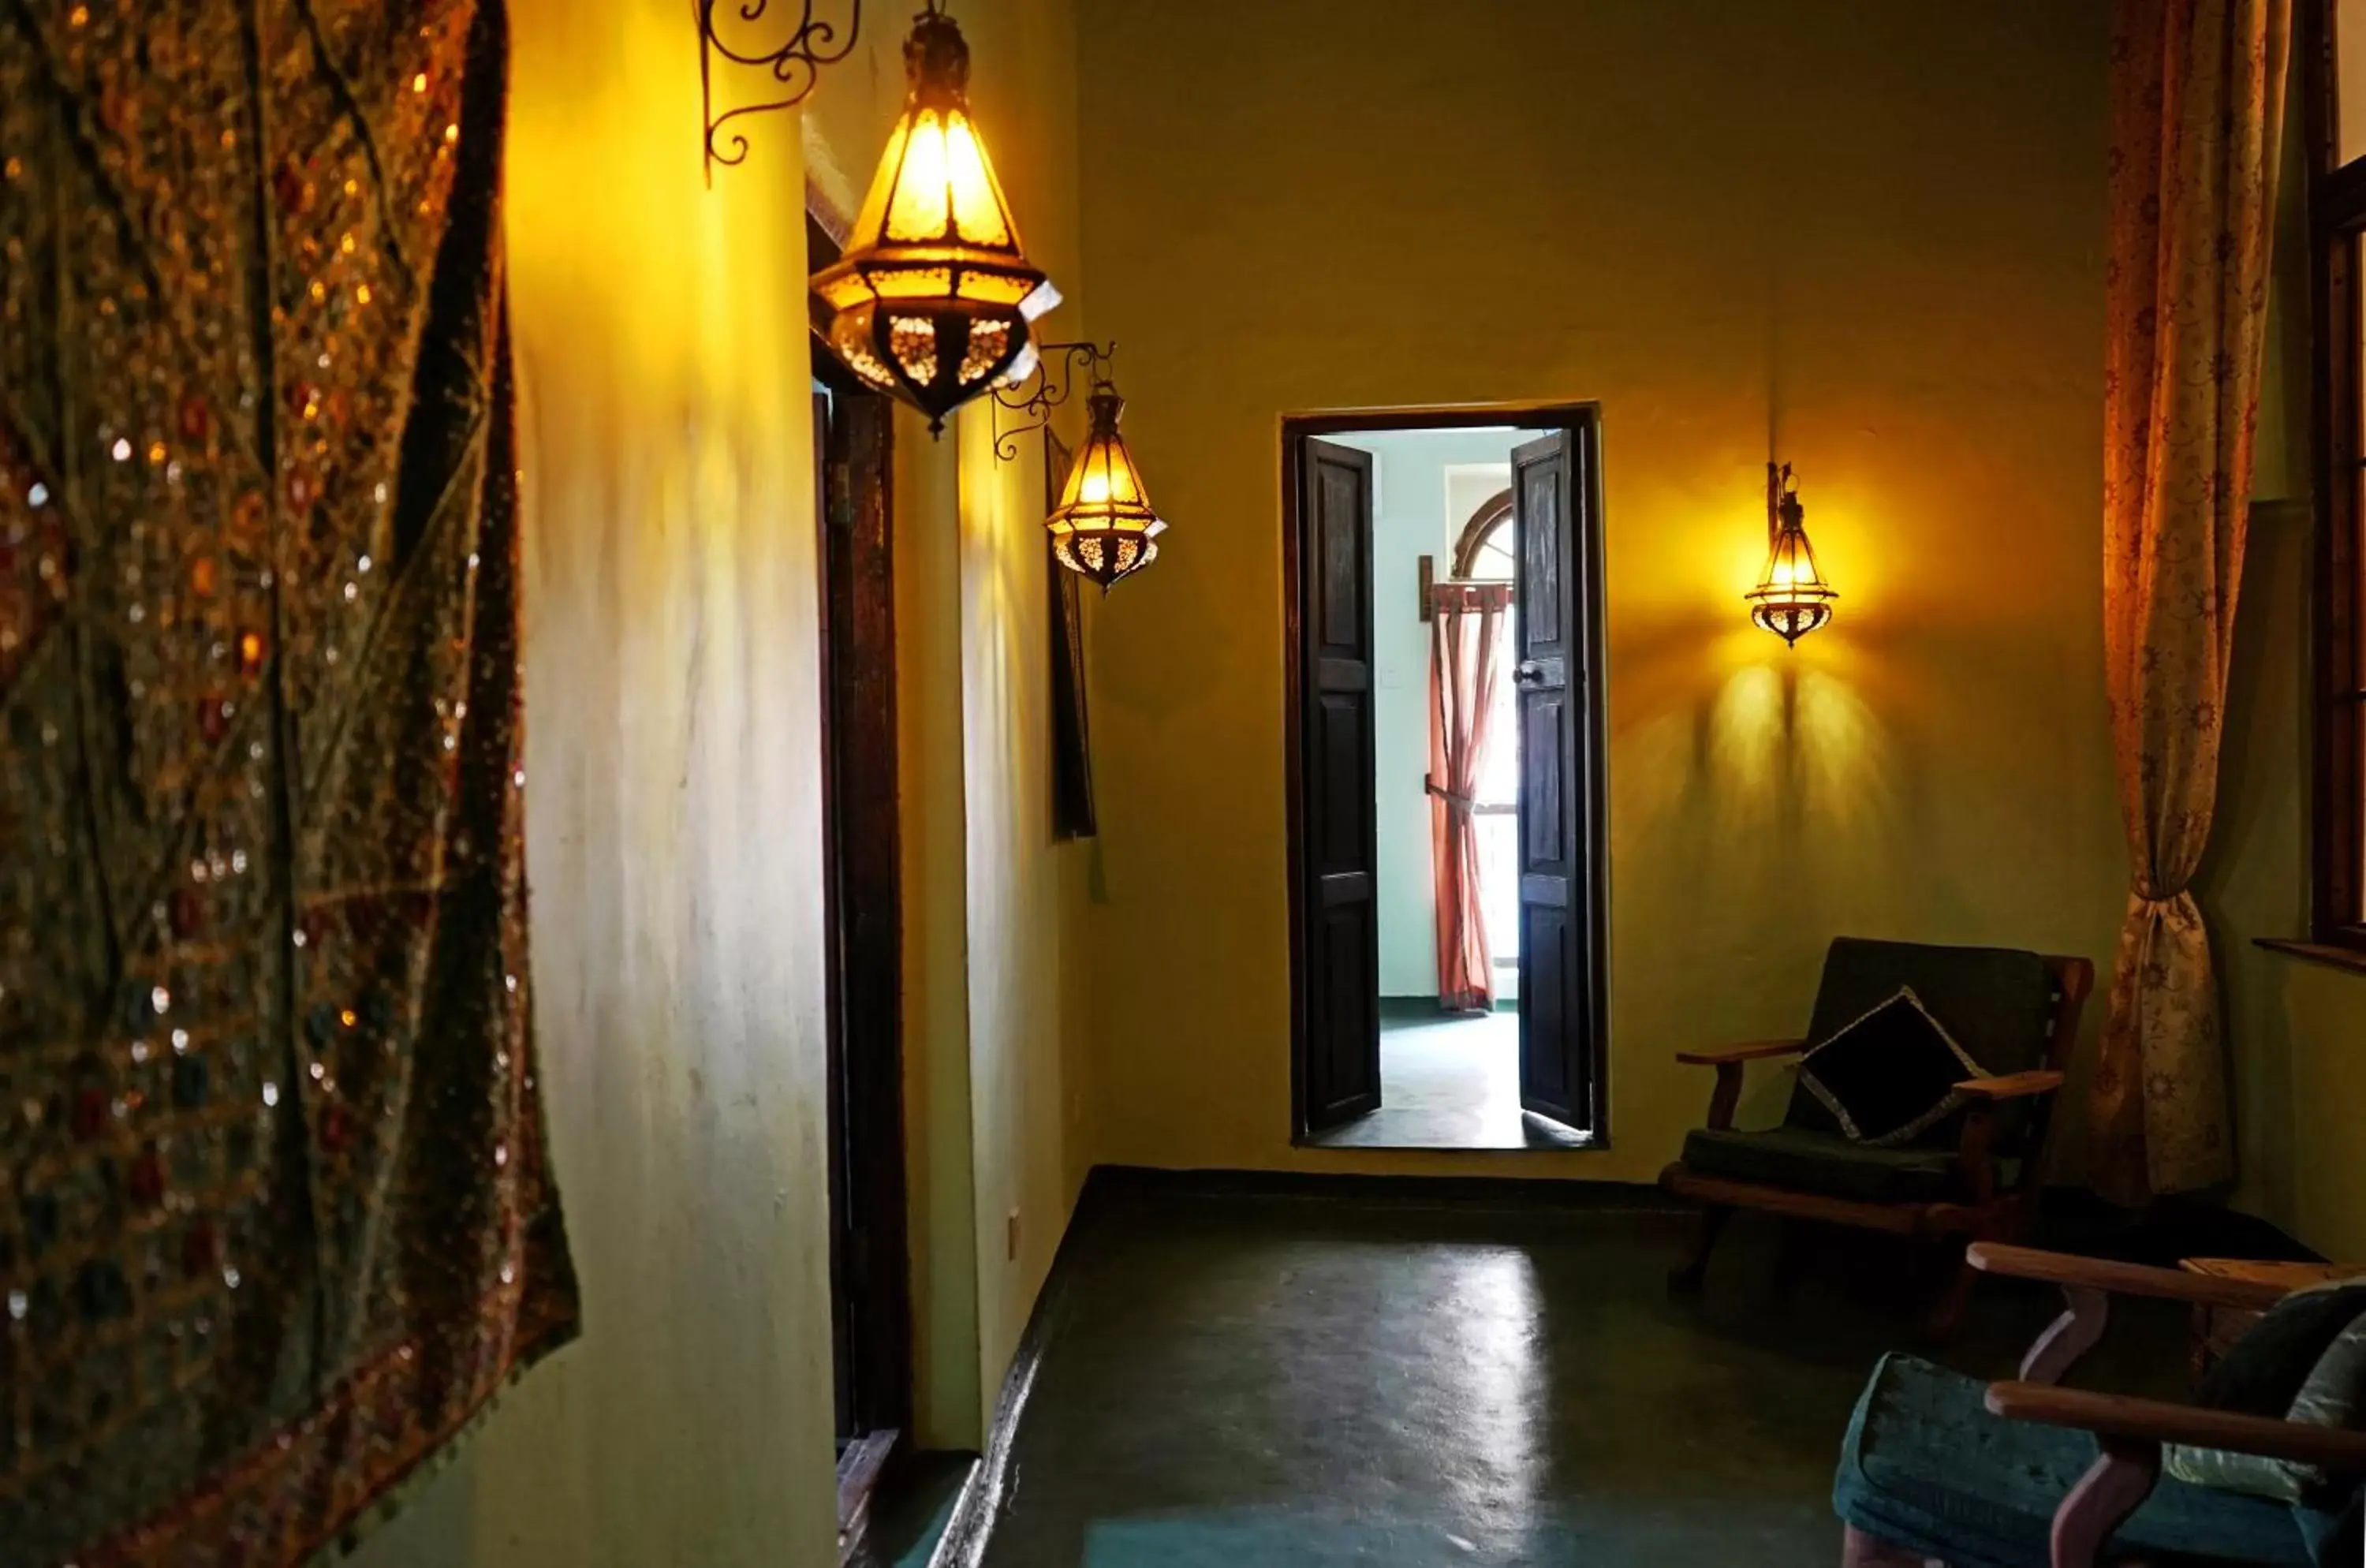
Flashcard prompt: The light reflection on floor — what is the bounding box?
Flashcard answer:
[972,1187,2163,1568]
[1306,1008,1586,1151]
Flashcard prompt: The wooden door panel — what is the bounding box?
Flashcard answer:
[1512,430,1596,1131]
[1521,456,1566,650]
[1315,902,1382,1122]
[1317,461,1368,655]
[1522,905,1572,1103]
[1297,437,1383,1132]
[1521,693,1566,868]
[1315,691,1371,870]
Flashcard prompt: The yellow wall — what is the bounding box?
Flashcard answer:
[2214,503,2366,1265]
[349,0,838,1561]
[2209,94,2366,1264]
[806,0,1092,1447]
[349,0,1091,1555]
[1075,0,2126,1182]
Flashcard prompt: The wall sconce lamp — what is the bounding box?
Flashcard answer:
[993,342,1168,591]
[808,3,1062,435]
[1746,461,1837,646]
[697,1,865,180]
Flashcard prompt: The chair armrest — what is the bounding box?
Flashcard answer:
[1986,1383,2366,1473]
[1954,1070,2065,1101]
[1968,1244,2295,1312]
[1674,1038,1808,1067]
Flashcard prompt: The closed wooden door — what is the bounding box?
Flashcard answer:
[1297,438,1383,1130]
[1510,431,1599,1130]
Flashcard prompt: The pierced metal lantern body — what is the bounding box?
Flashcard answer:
[1746,463,1837,646]
[810,10,1059,432]
[1047,390,1166,589]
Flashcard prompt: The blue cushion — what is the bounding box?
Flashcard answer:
[1834,1354,2317,1567]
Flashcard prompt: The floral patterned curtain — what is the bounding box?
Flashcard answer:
[0,1,577,1561]
[1427,582,1511,1014]
[2093,0,2289,1201]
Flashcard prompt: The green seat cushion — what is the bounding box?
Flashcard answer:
[1834,1353,2321,1568]
[1681,1126,2013,1205]
[1787,939,2058,1145]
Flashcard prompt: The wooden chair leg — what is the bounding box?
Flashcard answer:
[2021,1286,2110,1387]
[1670,1203,1733,1295]
[1924,1240,1980,1342]
[2050,1437,2160,1568]
[1841,1523,1942,1566]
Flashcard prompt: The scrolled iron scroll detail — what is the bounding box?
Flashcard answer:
[697,0,864,181]
[991,342,1114,463]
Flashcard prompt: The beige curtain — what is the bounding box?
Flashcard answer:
[2094,0,2289,1202]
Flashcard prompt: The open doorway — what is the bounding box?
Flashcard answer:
[1285,409,1607,1152]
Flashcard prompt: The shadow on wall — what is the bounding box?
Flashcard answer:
[1607,511,2110,1149]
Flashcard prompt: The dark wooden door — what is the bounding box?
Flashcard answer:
[1297,437,1383,1130]
[1510,431,1598,1130]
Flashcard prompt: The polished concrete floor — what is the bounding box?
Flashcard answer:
[976,1180,2189,1568]
[1306,1008,1585,1152]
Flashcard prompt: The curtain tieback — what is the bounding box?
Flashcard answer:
[1424,776,1476,812]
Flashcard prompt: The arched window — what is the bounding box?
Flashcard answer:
[1451,489,1517,581]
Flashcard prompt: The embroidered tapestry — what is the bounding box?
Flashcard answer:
[0,2,578,1563]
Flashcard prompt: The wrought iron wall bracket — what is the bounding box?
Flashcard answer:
[991,341,1113,462]
[698,0,864,183]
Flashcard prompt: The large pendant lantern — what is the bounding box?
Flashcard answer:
[1047,388,1166,590]
[812,5,1059,433]
[1746,461,1838,646]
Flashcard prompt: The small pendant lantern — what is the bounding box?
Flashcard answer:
[811,3,1060,433]
[1047,379,1167,590]
[1746,461,1837,646]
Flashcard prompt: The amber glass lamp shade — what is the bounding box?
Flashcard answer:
[1047,390,1166,589]
[1746,475,1836,646]
[811,9,1059,433]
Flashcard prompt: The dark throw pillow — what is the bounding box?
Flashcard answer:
[1796,987,1989,1148]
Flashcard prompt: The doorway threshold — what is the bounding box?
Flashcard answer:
[1302,1010,1591,1152]
[1304,1113,1591,1152]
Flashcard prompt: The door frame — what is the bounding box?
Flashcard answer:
[810,213,915,1450]
[1281,403,1611,1148]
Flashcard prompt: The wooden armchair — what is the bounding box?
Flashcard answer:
[1836,1243,2366,1567]
[1659,938,2094,1335]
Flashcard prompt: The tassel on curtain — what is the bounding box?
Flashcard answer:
[1427,581,1513,1013]
[2093,0,2289,1201]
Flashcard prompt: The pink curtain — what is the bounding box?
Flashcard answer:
[1427,582,1513,1012]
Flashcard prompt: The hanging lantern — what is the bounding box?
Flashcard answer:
[1746,461,1837,646]
[811,4,1060,434]
[1047,386,1166,590]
